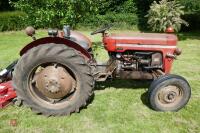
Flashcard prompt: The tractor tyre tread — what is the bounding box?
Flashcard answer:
[13,43,94,116]
[148,74,191,111]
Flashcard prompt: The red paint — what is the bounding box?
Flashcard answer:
[165,27,175,33]
[0,81,16,109]
[59,31,92,48]
[71,31,92,48]
[103,33,178,73]
[20,31,178,74]
[20,37,92,59]
[104,33,177,48]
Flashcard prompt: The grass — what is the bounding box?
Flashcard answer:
[0,30,200,133]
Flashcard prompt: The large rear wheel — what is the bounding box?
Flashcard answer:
[13,44,94,116]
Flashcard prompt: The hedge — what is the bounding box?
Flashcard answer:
[0,11,198,32]
[78,12,139,30]
[0,11,27,31]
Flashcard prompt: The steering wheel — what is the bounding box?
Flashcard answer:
[91,24,112,35]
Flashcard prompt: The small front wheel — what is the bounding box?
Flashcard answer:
[148,74,191,111]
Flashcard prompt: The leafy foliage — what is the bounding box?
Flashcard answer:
[81,0,139,30]
[78,12,138,29]
[176,0,200,14]
[97,0,137,14]
[0,11,26,31]
[11,0,97,28]
[10,0,141,30]
[146,0,188,32]
[175,0,200,31]
[5,0,199,31]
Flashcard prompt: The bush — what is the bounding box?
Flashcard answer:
[176,0,200,14]
[146,0,188,32]
[0,11,26,31]
[176,0,200,31]
[97,0,137,14]
[12,0,97,29]
[0,0,154,31]
[78,12,138,30]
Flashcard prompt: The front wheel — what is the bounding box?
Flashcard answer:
[148,74,191,111]
[13,44,94,116]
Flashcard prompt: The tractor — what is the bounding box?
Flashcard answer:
[0,25,191,116]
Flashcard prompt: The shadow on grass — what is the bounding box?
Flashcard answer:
[94,79,151,90]
[94,79,152,109]
[140,91,151,109]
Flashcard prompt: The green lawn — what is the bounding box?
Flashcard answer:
[0,30,200,133]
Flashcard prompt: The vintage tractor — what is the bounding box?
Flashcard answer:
[0,25,191,116]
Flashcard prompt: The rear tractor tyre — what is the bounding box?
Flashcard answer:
[148,74,191,111]
[13,44,94,116]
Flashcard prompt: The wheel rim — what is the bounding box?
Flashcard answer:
[156,85,183,108]
[27,62,78,109]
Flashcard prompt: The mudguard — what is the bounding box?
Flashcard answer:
[20,37,92,59]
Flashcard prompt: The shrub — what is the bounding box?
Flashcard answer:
[176,0,200,14]
[12,0,98,29]
[146,0,188,32]
[176,0,200,31]
[97,0,138,14]
[78,12,138,30]
[0,11,26,31]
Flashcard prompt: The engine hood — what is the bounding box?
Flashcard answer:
[108,32,177,46]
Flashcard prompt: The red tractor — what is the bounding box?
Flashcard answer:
[0,25,191,116]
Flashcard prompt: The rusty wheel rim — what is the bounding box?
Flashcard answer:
[27,62,78,109]
[156,85,183,108]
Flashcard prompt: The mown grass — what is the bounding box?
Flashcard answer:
[0,30,199,133]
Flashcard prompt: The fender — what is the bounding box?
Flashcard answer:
[20,37,92,59]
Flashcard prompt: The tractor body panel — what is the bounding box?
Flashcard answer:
[70,31,92,48]
[59,30,92,49]
[103,33,177,52]
[103,33,178,73]
[20,37,92,59]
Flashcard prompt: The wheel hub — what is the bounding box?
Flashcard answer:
[45,78,61,93]
[163,91,177,103]
[34,65,75,99]
[158,85,182,105]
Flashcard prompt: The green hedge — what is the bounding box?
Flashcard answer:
[78,12,138,30]
[0,11,27,31]
[0,11,139,31]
